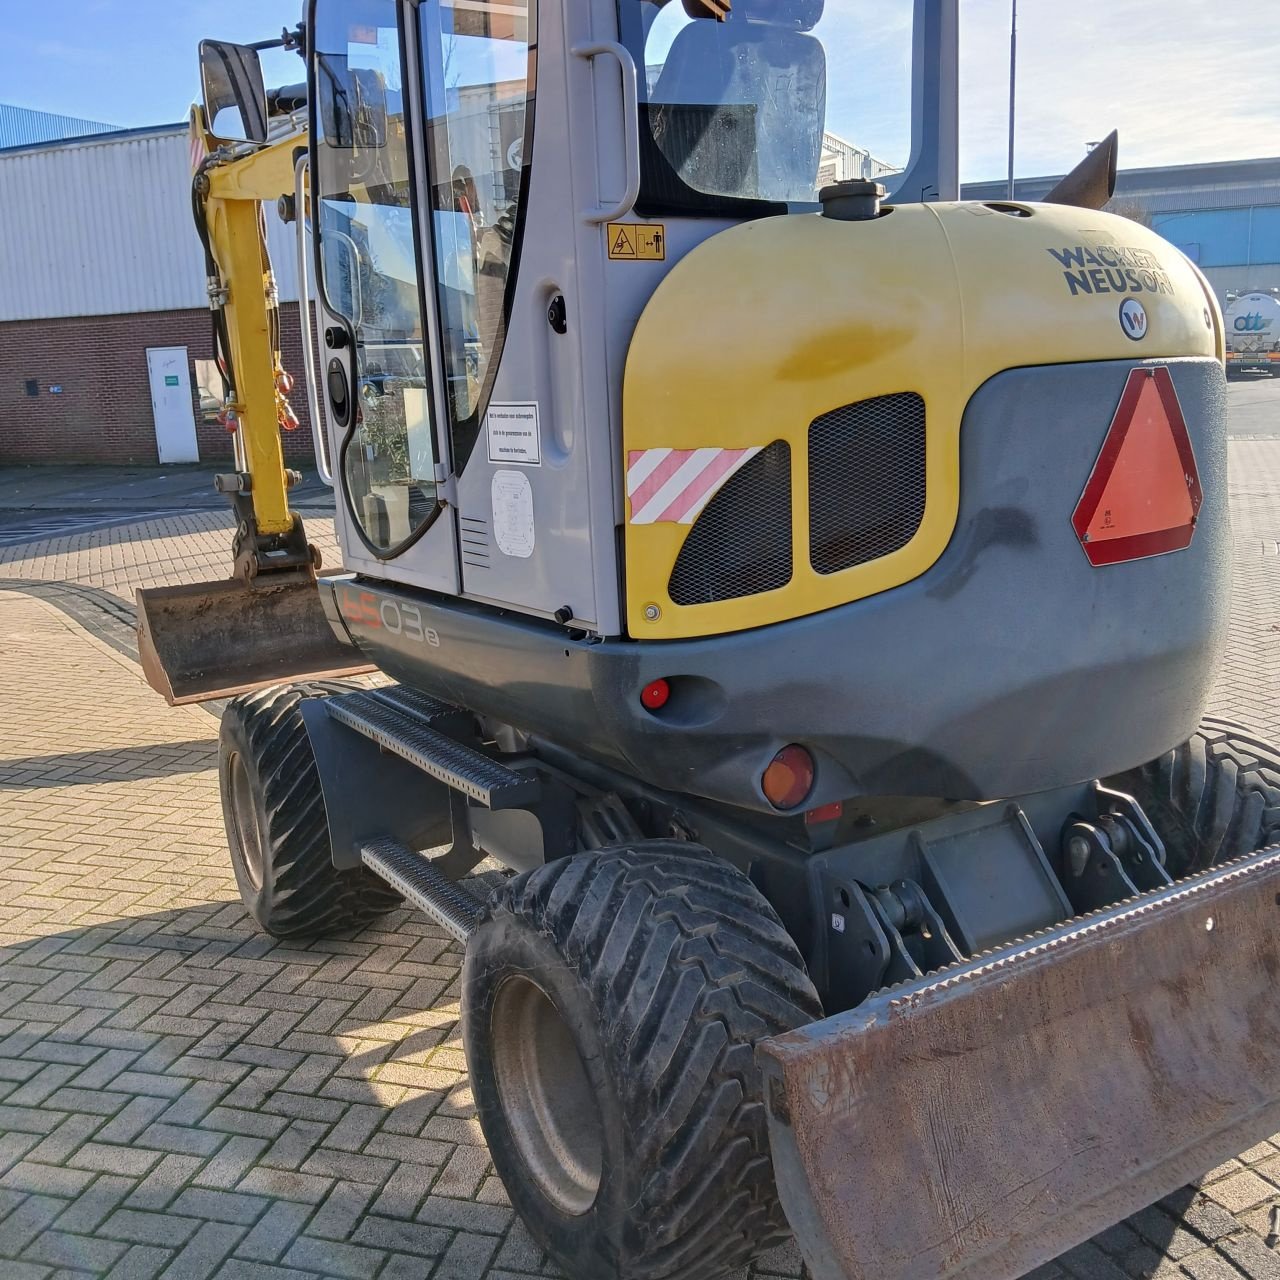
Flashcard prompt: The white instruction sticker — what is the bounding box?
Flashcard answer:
[487,402,541,466]
[492,470,535,559]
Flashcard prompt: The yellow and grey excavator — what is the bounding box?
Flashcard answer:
[135,3,1280,1279]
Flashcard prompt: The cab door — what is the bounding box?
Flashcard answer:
[308,0,460,594]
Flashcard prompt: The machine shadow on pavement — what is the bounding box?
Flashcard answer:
[0,743,218,790]
[0,890,577,1279]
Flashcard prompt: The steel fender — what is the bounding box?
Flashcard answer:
[758,847,1280,1280]
[297,699,452,871]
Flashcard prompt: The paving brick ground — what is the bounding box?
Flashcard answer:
[0,431,1278,1280]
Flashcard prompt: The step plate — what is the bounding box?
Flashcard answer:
[369,685,470,732]
[758,845,1280,1280]
[361,838,484,942]
[326,691,539,809]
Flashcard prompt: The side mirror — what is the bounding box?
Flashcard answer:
[200,40,269,145]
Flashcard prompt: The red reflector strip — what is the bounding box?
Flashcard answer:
[805,802,844,825]
[1071,366,1203,568]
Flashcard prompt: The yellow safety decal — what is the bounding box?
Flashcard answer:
[608,222,666,262]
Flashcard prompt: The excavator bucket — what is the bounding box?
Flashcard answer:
[137,578,374,705]
[758,845,1280,1280]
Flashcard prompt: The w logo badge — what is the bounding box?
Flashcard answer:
[1120,298,1149,341]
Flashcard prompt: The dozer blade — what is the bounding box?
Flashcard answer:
[758,846,1280,1280]
[136,578,374,705]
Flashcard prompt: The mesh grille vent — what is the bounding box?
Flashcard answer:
[668,441,792,606]
[809,393,926,575]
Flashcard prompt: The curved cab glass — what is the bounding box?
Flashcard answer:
[618,1,913,214]
[313,0,439,554]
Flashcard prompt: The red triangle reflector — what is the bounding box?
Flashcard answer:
[1072,366,1203,567]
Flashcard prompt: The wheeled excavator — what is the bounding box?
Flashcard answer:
[134,3,1280,1278]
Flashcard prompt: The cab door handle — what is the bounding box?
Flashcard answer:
[571,42,641,224]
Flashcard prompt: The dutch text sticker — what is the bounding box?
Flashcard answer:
[487,402,541,466]
[492,470,535,559]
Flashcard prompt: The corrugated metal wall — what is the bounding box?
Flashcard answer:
[0,103,118,149]
[0,128,300,323]
[1152,207,1280,269]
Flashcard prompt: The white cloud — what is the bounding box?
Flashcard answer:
[811,1,1280,181]
[960,0,1280,180]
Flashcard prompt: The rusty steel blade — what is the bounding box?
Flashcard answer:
[137,578,373,705]
[758,846,1280,1280]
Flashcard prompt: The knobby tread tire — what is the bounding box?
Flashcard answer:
[464,842,822,1280]
[1109,716,1280,876]
[220,682,401,938]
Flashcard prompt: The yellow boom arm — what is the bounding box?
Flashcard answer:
[194,106,308,538]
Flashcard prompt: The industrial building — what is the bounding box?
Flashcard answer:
[0,120,315,468]
[0,103,119,149]
[964,156,1280,303]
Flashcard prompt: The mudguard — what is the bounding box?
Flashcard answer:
[758,846,1280,1280]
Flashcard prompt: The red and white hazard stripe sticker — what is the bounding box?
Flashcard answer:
[190,133,207,173]
[627,447,762,525]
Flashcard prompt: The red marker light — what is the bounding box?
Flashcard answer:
[762,745,815,811]
[640,679,671,711]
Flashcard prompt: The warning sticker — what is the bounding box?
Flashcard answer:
[608,222,666,262]
[486,402,541,466]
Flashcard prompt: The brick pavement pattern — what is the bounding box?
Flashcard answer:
[0,439,1278,1280]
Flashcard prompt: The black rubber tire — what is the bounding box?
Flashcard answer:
[219,682,401,938]
[1108,716,1280,877]
[462,842,822,1280]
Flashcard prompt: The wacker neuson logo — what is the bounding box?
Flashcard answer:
[1049,244,1176,298]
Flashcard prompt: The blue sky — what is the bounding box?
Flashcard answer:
[3,1,1279,182]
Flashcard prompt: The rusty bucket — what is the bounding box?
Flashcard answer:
[137,577,373,705]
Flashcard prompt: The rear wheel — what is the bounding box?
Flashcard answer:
[1108,716,1280,877]
[219,682,401,938]
[462,842,821,1280]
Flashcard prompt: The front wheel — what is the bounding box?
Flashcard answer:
[462,842,821,1280]
[219,682,402,938]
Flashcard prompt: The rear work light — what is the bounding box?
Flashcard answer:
[762,745,815,811]
[1072,365,1202,567]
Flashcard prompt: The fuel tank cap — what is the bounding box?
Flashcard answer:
[819,179,886,221]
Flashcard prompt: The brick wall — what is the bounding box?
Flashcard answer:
[0,304,320,467]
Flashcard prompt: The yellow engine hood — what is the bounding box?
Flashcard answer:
[623,201,1222,639]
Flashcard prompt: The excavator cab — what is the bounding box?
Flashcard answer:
[133,6,1280,1280]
